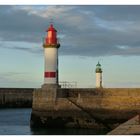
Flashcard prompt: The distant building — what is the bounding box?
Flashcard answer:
[95,62,102,88]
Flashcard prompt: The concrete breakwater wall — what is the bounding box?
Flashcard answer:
[66,88,140,126]
[0,87,140,130]
[31,88,140,130]
[0,88,33,107]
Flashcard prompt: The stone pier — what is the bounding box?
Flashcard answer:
[108,115,140,135]
[30,88,140,130]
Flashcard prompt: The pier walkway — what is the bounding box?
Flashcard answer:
[108,115,140,135]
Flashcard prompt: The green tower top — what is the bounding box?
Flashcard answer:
[95,61,102,73]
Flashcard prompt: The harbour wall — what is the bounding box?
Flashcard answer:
[0,88,33,108]
[31,88,140,130]
[66,88,140,123]
[0,87,140,130]
[0,87,140,111]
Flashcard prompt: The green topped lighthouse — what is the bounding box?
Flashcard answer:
[95,62,102,88]
[96,62,102,73]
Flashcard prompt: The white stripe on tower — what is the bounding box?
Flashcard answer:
[96,73,102,88]
[44,48,57,84]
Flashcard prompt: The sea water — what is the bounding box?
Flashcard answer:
[0,108,108,135]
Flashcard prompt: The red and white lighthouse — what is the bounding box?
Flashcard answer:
[43,24,60,85]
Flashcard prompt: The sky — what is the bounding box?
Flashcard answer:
[0,5,140,88]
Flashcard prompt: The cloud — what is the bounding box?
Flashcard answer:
[0,5,140,57]
[92,5,140,21]
[0,6,47,42]
[0,40,42,54]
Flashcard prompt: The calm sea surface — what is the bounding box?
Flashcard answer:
[0,108,108,135]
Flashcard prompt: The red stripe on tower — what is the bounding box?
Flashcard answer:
[44,72,56,78]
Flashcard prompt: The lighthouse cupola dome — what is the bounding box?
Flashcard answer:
[44,23,60,47]
[95,62,102,73]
